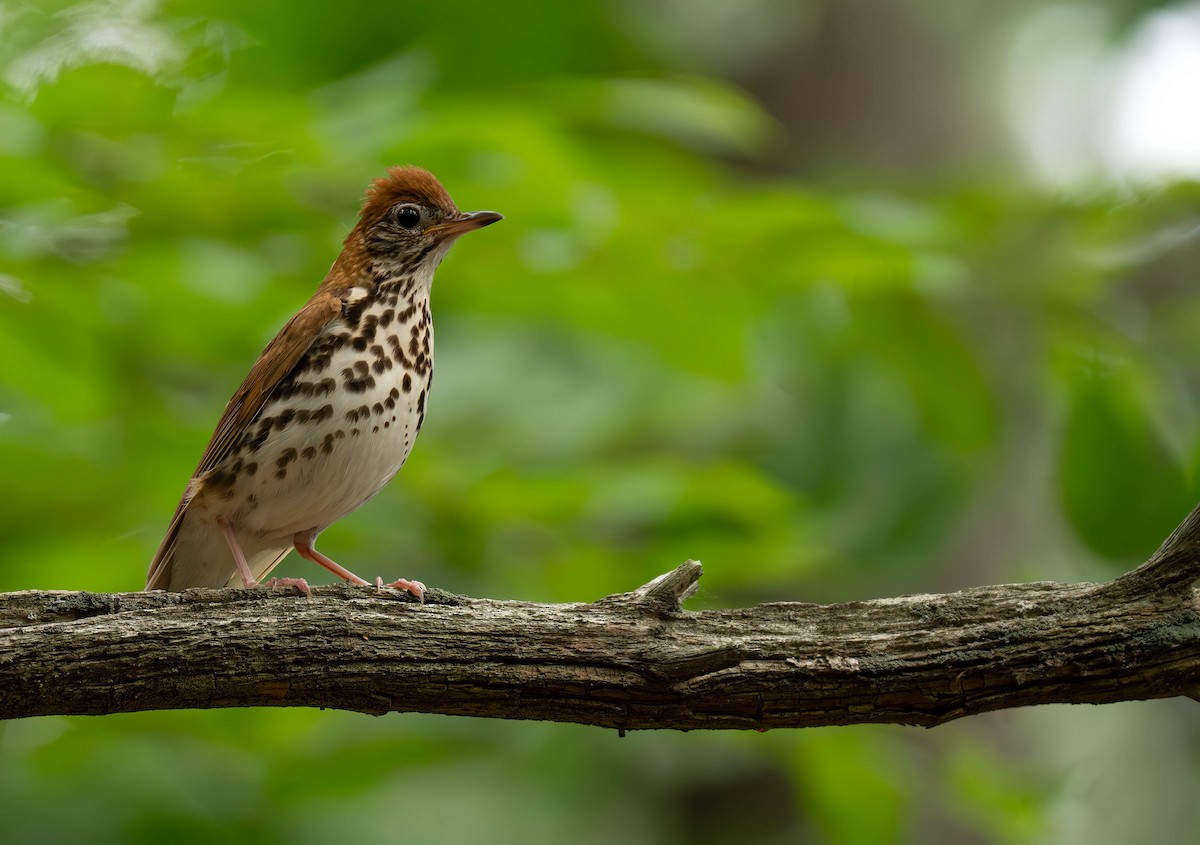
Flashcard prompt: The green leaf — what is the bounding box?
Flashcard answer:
[1059,372,1190,561]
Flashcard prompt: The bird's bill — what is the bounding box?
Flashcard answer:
[429,210,504,240]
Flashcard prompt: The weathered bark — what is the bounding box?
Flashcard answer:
[4,505,1200,729]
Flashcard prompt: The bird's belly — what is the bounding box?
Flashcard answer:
[244,394,421,539]
[207,313,433,542]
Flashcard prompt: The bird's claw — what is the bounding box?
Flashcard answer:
[374,576,426,602]
[262,576,312,597]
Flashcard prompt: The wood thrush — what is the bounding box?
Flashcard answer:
[146,167,501,598]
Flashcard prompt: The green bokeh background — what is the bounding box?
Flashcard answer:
[3,1,1200,842]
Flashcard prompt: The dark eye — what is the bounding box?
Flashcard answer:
[391,205,421,229]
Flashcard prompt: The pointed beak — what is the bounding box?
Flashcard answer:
[429,210,503,240]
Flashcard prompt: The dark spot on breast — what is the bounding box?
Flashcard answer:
[299,355,330,377]
[273,451,295,479]
[352,336,369,352]
[417,389,426,415]
[379,310,394,328]
[341,366,376,393]
[402,373,412,393]
[322,433,335,454]
[301,446,316,460]
[311,404,332,423]
[373,402,384,415]
[361,313,378,339]
[276,448,298,471]
[206,468,236,490]
[244,462,257,476]
[342,296,369,327]
[292,331,349,380]
[315,377,336,396]
[247,425,271,454]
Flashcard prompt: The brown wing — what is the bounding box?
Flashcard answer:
[146,293,344,589]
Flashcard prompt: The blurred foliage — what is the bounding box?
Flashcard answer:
[2,0,1200,843]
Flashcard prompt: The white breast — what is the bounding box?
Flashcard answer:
[226,288,434,544]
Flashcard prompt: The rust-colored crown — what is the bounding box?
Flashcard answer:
[359,166,457,227]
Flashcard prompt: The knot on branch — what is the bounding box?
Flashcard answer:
[1115,503,1200,597]
[592,560,703,615]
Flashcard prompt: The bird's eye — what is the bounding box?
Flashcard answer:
[391,205,421,229]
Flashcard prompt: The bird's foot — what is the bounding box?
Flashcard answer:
[290,531,423,601]
[374,576,426,602]
[262,576,312,597]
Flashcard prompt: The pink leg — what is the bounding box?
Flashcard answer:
[294,531,425,600]
[217,517,260,588]
[217,517,310,596]
[293,531,371,586]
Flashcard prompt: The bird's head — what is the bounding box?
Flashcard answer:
[353,166,502,278]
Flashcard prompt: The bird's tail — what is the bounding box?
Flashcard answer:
[147,506,290,590]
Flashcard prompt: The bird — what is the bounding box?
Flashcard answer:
[146,166,501,598]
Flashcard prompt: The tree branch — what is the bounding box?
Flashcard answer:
[5,506,1200,729]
